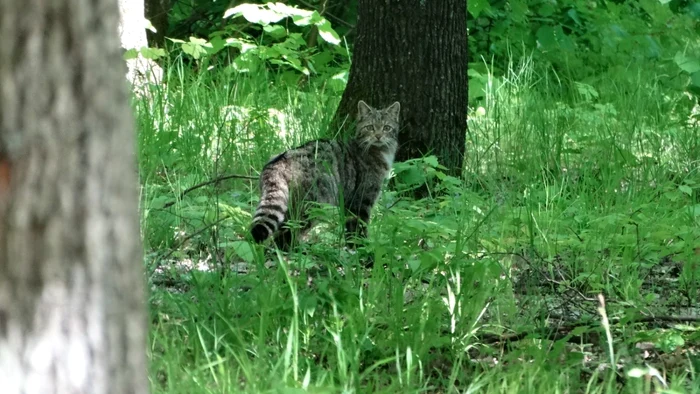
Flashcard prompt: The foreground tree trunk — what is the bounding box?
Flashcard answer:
[0,0,149,392]
[333,0,467,178]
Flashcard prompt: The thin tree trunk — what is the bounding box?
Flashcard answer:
[0,0,149,392]
[333,0,468,179]
[144,0,172,48]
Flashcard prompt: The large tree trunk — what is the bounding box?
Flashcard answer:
[0,0,149,392]
[333,0,468,178]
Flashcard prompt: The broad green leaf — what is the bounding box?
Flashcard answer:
[691,71,700,87]
[263,24,287,39]
[536,26,557,49]
[225,38,258,54]
[423,156,439,168]
[148,196,170,210]
[233,54,260,73]
[316,19,341,45]
[189,37,211,47]
[396,166,424,187]
[292,10,323,26]
[510,0,528,23]
[232,241,255,263]
[224,4,284,25]
[181,42,208,60]
[674,52,700,73]
[208,36,226,54]
[679,185,693,196]
[575,82,599,101]
[567,8,582,25]
[538,3,555,17]
[689,2,700,18]
[468,0,490,18]
[123,48,139,60]
[658,332,684,352]
[537,25,574,52]
[140,47,166,60]
[268,2,313,18]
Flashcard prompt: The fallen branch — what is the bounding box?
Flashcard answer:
[163,173,258,209]
[158,216,232,262]
[624,315,700,324]
[477,314,700,346]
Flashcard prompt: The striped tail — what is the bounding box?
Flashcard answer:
[250,168,289,243]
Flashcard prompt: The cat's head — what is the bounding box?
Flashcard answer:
[355,100,401,150]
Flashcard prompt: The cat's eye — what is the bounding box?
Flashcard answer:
[382,125,392,132]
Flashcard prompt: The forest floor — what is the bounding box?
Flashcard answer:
[138,61,699,393]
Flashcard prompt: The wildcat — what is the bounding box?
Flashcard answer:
[250,100,401,251]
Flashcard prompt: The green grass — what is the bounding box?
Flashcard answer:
[137,57,700,393]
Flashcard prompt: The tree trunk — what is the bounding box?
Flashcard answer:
[0,0,149,392]
[333,0,468,179]
[144,0,172,48]
[119,0,164,93]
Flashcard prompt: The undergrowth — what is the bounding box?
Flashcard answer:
[137,57,700,393]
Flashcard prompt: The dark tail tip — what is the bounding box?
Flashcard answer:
[251,224,270,243]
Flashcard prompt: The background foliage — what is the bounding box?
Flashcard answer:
[135,1,700,393]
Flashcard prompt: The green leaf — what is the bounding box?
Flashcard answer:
[400,168,424,186]
[567,8,582,25]
[182,42,207,59]
[123,48,139,60]
[233,54,260,73]
[674,52,700,73]
[140,46,166,60]
[263,24,286,39]
[316,19,341,45]
[536,26,557,49]
[575,82,599,101]
[292,10,323,26]
[657,332,684,352]
[232,241,255,263]
[538,3,556,17]
[208,36,226,54]
[189,36,211,46]
[679,185,693,196]
[148,196,170,210]
[691,71,700,88]
[423,156,439,168]
[224,4,284,25]
[468,0,490,18]
[268,2,314,19]
[537,25,574,52]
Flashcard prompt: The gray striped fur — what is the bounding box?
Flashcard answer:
[251,100,401,250]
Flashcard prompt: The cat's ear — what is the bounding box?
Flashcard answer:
[385,101,401,121]
[357,100,372,118]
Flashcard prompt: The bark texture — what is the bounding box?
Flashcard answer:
[0,0,149,393]
[144,0,171,48]
[333,0,468,177]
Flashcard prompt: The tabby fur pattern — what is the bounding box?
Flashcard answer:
[250,100,401,250]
